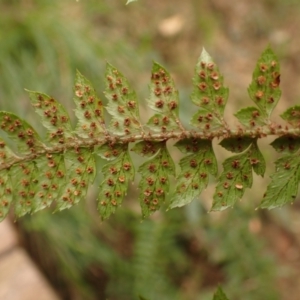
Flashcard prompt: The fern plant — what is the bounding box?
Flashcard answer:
[0,46,298,221]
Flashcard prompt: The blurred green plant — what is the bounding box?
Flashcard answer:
[0,0,148,116]
[20,202,278,299]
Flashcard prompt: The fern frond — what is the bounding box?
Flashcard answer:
[190,48,229,131]
[132,141,175,218]
[98,143,134,219]
[169,139,217,209]
[1,46,300,221]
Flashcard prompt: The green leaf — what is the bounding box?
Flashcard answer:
[250,140,266,177]
[212,139,265,210]
[33,153,65,212]
[213,286,229,300]
[219,137,253,153]
[260,153,300,209]
[169,139,217,209]
[271,136,300,154]
[74,70,106,138]
[235,107,265,128]
[281,105,300,127]
[220,138,265,175]
[105,63,142,135]
[0,112,43,152]
[0,138,16,165]
[0,170,13,221]
[146,62,183,132]
[98,144,134,220]
[0,139,15,220]
[97,142,125,160]
[190,48,229,130]
[146,114,179,133]
[11,161,39,217]
[136,141,175,218]
[27,90,74,143]
[131,140,162,157]
[57,147,96,211]
[212,152,252,211]
[248,46,281,118]
[190,107,223,131]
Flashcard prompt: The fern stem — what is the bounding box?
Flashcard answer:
[1,124,298,172]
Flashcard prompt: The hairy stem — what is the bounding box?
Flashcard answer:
[1,123,298,172]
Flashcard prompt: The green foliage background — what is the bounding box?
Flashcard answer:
[2,0,300,299]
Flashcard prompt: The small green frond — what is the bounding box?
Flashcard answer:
[0,171,12,221]
[97,142,126,160]
[260,153,300,209]
[220,137,253,153]
[136,141,175,218]
[271,136,300,154]
[235,107,265,128]
[0,139,17,220]
[212,139,265,211]
[0,139,15,163]
[146,114,179,132]
[34,153,66,212]
[57,148,95,211]
[281,105,300,126]
[146,62,183,132]
[12,161,39,217]
[98,144,134,220]
[0,112,43,152]
[191,107,224,131]
[105,63,142,135]
[74,70,106,138]
[131,141,162,157]
[190,48,228,130]
[169,139,217,208]
[250,140,266,176]
[248,46,281,118]
[27,90,74,143]
[212,152,253,211]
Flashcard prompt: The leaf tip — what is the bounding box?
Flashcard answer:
[198,47,213,64]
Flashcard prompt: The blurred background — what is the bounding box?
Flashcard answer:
[1,0,300,299]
